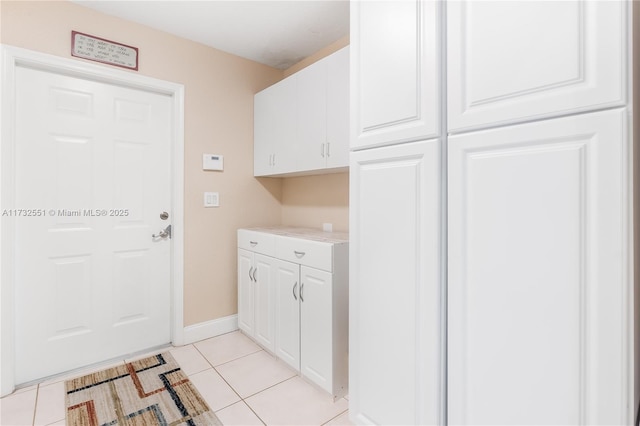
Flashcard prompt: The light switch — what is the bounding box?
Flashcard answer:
[204,192,219,207]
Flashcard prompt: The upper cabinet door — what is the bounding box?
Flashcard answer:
[447,0,626,133]
[351,0,441,150]
[296,60,328,173]
[326,46,350,168]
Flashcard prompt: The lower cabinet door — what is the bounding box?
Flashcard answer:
[275,259,301,370]
[349,139,443,425]
[253,254,276,353]
[299,266,333,393]
[237,249,255,336]
[448,109,631,425]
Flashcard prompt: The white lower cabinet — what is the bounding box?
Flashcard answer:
[448,109,630,425]
[237,248,276,353]
[238,228,349,399]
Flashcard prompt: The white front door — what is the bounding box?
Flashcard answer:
[13,65,172,384]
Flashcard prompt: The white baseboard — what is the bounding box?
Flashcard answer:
[180,314,238,345]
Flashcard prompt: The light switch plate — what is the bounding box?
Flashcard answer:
[204,192,219,207]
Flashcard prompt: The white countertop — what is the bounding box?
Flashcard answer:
[242,226,349,243]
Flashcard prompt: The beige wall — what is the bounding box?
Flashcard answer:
[0,0,284,326]
[1,0,350,328]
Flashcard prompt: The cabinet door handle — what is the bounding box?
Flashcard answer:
[321,143,325,157]
[300,282,304,302]
[294,250,306,258]
[293,282,298,301]
[248,266,254,282]
[253,267,257,282]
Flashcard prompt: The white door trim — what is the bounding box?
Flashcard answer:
[0,45,185,396]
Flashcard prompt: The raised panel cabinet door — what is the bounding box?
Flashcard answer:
[272,76,298,175]
[295,58,328,173]
[254,87,274,177]
[350,0,441,149]
[349,140,442,425]
[299,266,333,393]
[254,254,276,353]
[447,0,626,132]
[448,109,632,425]
[275,259,301,371]
[326,46,350,169]
[237,249,255,336]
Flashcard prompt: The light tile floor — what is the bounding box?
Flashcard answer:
[0,331,354,426]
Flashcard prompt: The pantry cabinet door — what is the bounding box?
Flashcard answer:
[447,0,626,132]
[349,140,442,425]
[351,0,441,149]
[448,109,631,425]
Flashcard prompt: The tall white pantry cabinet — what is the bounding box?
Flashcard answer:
[349,1,637,425]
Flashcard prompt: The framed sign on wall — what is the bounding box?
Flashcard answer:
[71,31,139,71]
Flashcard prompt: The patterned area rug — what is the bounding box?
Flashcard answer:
[65,352,221,426]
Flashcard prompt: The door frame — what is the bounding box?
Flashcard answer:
[0,45,186,396]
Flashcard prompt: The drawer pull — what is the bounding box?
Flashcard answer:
[249,241,258,247]
[300,282,305,302]
[293,282,298,301]
[294,250,306,258]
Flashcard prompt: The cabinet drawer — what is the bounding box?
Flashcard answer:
[276,236,333,272]
[238,229,275,256]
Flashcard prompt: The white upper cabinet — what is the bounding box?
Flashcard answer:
[351,0,441,150]
[296,58,328,173]
[254,77,297,176]
[326,46,350,168]
[447,0,626,132]
[254,47,350,177]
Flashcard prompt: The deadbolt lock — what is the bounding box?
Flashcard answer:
[160,211,169,220]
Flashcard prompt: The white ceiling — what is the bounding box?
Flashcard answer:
[71,0,350,70]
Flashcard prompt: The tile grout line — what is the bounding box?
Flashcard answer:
[31,384,40,426]
[320,407,349,426]
[190,342,268,424]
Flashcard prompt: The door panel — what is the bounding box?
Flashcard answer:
[296,59,327,173]
[349,140,442,425]
[447,0,625,132]
[238,249,255,335]
[326,46,350,168]
[14,66,172,383]
[275,259,300,370]
[351,0,440,149]
[300,266,333,392]
[448,109,627,424]
[254,254,276,352]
